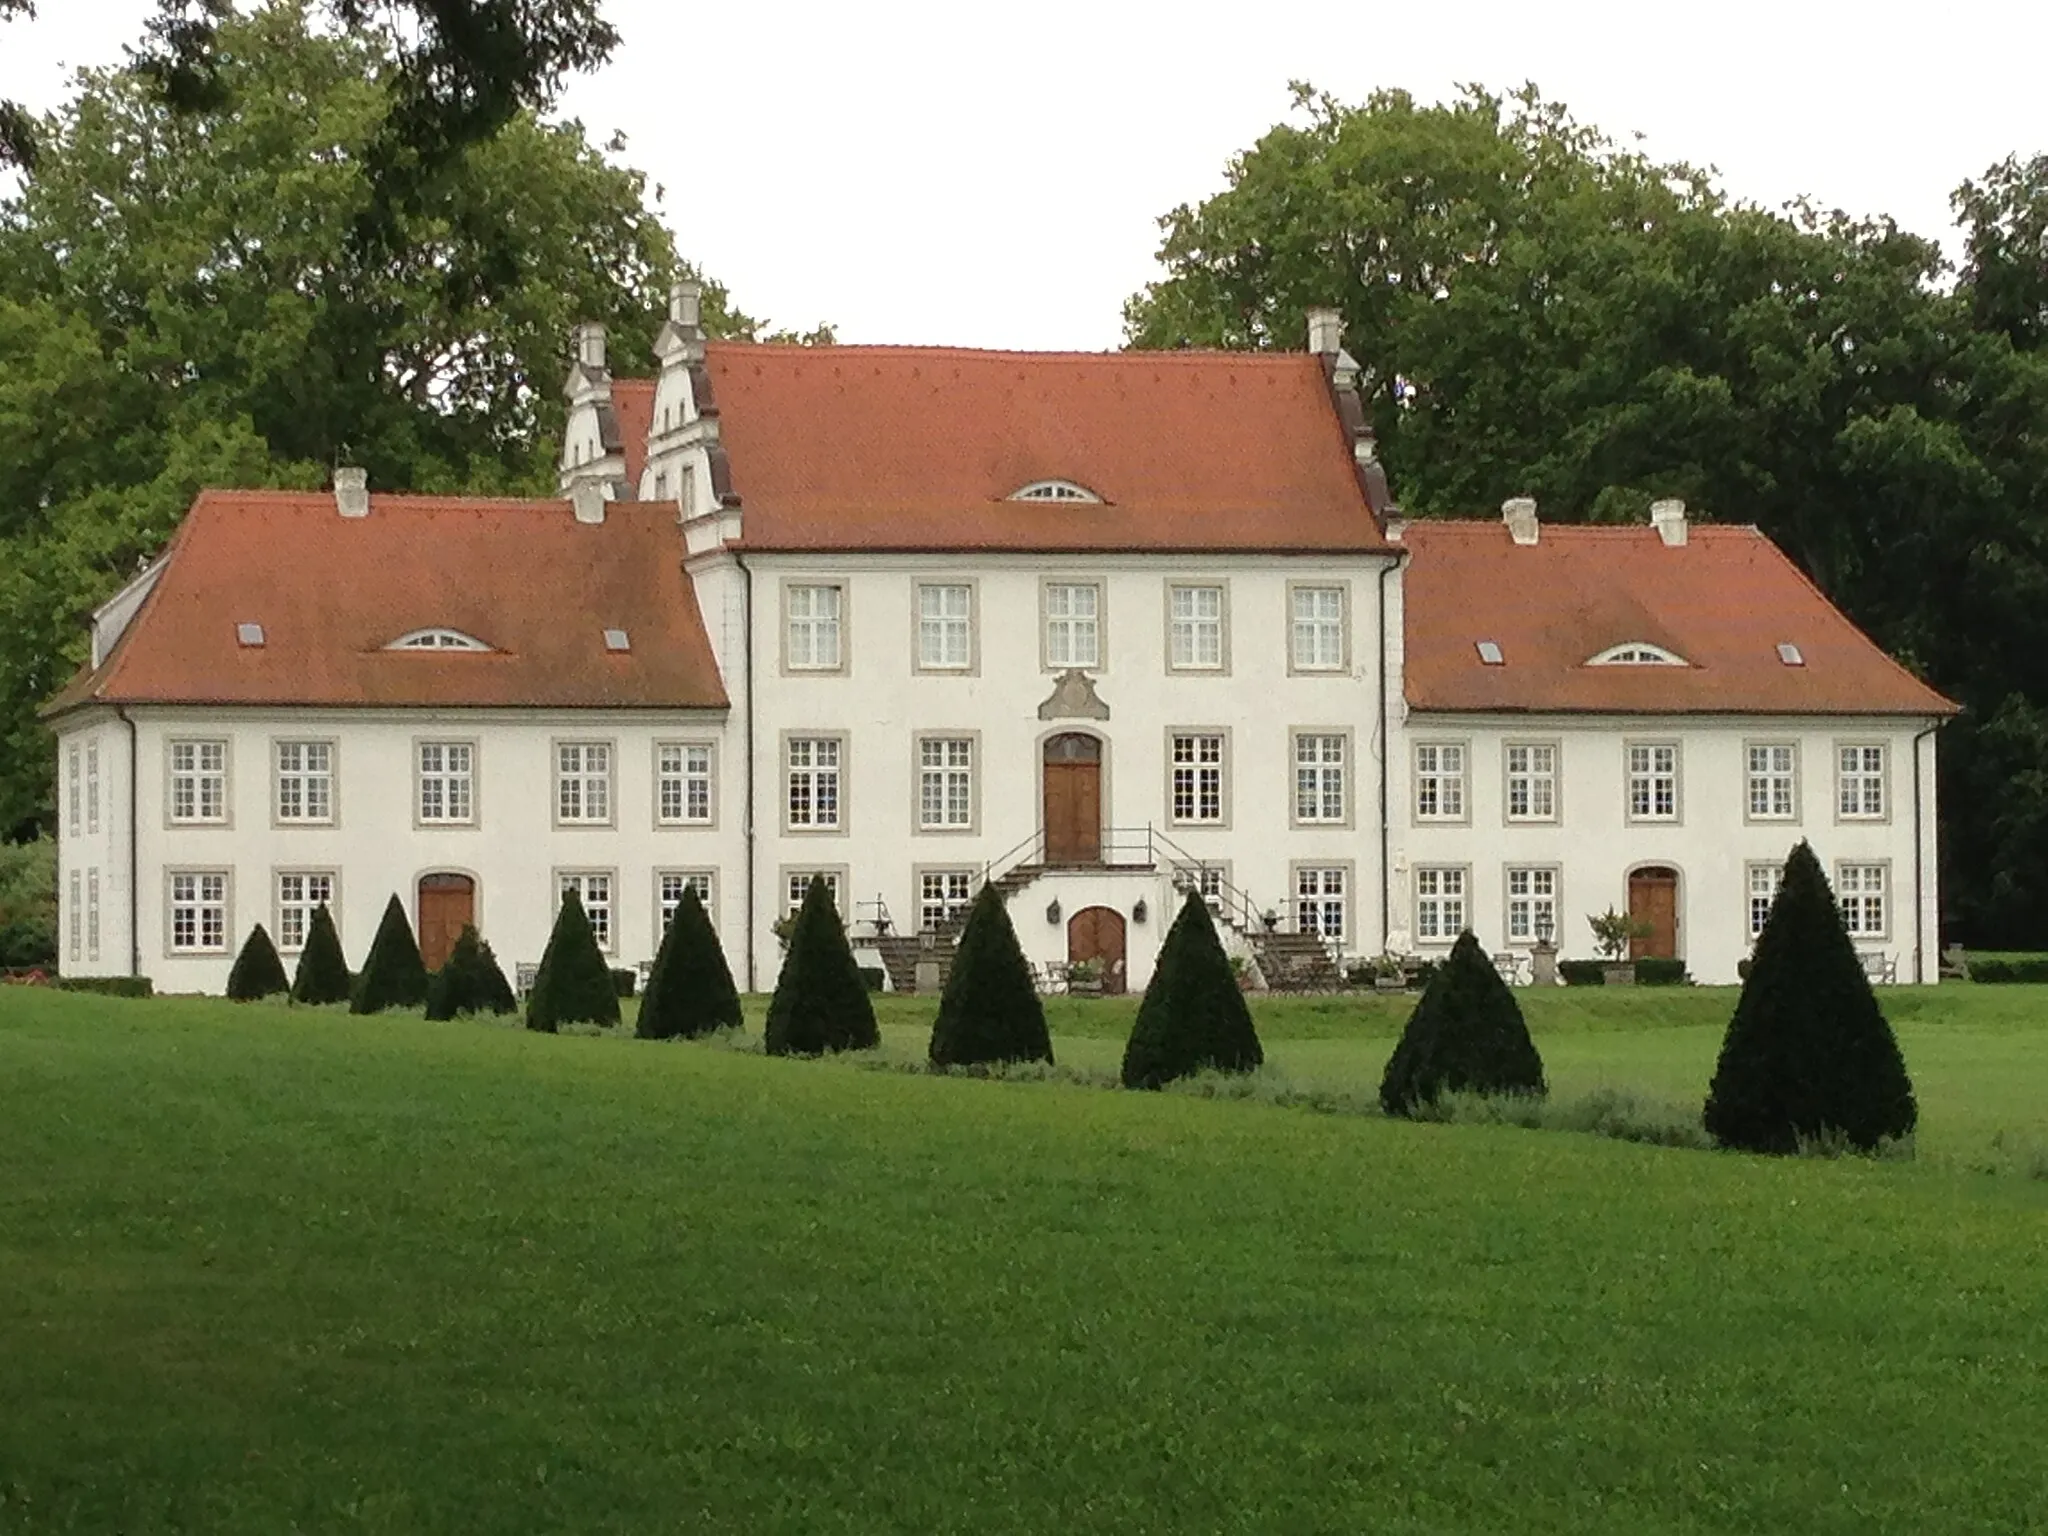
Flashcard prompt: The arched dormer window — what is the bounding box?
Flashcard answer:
[1008,479,1102,504]
[385,628,493,653]
[1585,641,1688,667]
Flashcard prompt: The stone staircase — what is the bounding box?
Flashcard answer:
[871,933,956,994]
[1250,930,1344,992]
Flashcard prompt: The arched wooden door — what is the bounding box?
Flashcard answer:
[417,873,476,971]
[1067,906,1127,994]
[1043,733,1103,865]
[1627,867,1679,960]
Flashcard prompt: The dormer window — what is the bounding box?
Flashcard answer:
[1009,479,1101,504]
[1586,642,1688,667]
[386,628,492,652]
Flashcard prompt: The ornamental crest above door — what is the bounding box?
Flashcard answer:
[1036,668,1110,721]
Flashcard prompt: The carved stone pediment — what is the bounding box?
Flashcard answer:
[1037,669,1110,721]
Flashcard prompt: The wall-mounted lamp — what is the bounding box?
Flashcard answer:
[1046,898,1062,926]
[1132,898,1148,925]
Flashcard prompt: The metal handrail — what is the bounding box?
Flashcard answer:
[1149,823,1265,934]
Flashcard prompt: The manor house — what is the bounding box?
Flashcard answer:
[44,292,1955,992]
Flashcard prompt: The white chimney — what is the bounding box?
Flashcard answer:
[571,481,607,525]
[669,281,702,330]
[572,321,607,371]
[1306,307,1344,356]
[1502,496,1539,546]
[334,466,369,519]
[1651,497,1689,547]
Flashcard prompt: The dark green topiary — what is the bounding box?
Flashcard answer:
[225,923,290,1001]
[1705,840,1916,1154]
[350,894,430,1014]
[1379,929,1546,1116]
[1121,891,1263,1089]
[638,887,742,1040]
[929,883,1052,1068]
[525,888,620,1033]
[764,876,879,1056]
[425,925,518,1020]
[290,903,352,1005]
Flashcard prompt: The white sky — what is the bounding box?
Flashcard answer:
[5,0,2045,350]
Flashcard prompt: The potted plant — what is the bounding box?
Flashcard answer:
[1588,907,1654,985]
[1067,957,1103,996]
[1260,908,1281,932]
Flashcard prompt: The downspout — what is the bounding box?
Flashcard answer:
[734,552,757,992]
[115,705,140,978]
[1377,552,1405,953]
[1912,718,1939,985]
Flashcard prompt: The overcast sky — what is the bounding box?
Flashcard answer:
[5,0,2044,350]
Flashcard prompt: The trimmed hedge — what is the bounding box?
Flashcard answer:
[1121,891,1262,1090]
[1380,930,1546,1116]
[765,876,879,1056]
[1560,960,1606,987]
[929,883,1052,1068]
[425,925,517,1020]
[54,975,153,997]
[1967,957,2048,983]
[226,923,290,1001]
[637,886,742,1040]
[1560,957,1690,986]
[291,904,352,1006]
[526,889,621,1032]
[351,895,429,1014]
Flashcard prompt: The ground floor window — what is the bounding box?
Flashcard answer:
[1414,866,1466,943]
[558,871,614,952]
[658,871,715,936]
[170,871,228,953]
[1837,863,1888,937]
[86,869,99,962]
[919,870,974,932]
[68,870,81,961]
[276,871,337,952]
[1747,863,1785,939]
[1294,866,1347,942]
[787,870,843,918]
[1505,866,1557,945]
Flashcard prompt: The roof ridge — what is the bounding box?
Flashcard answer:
[701,341,1317,366]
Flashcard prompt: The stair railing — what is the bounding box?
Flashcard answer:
[975,827,1046,895]
[1147,824,1266,935]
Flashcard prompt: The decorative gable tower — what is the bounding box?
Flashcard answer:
[557,322,634,502]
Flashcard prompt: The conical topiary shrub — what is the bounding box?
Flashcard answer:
[225,923,290,1001]
[350,894,429,1014]
[425,924,518,1021]
[290,903,351,1006]
[526,888,620,1033]
[765,876,879,1056]
[1379,929,1546,1116]
[1120,890,1263,1089]
[638,886,742,1040]
[1705,840,1916,1153]
[929,883,1052,1068]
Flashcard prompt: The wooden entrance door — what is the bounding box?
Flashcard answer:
[1043,733,1102,865]
[1627,867,1679,960]
[1067,905,1127,995]
[417,873,475,971]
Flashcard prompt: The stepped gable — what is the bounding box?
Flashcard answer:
[699,343,1393,554]
[1400,519,1956,717]
[45,489,727,714]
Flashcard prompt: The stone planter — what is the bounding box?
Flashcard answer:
[1602,962,1637,987]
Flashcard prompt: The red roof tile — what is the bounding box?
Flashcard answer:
[701,344,1391,553]
[46,490,727,714]
[611,378,654,494]
[1401,520,1956,717]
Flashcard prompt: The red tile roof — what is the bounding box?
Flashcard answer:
[700,344,1391,553]
[46,490,727,714]
[611,378,654,494]
[1401,520,1956,717]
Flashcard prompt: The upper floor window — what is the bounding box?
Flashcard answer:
[417,741,474,824]
[1293,732,1348,824]
[1505,743,1557,822]
[917,584,973,671]
[1413,742,1466,821]
[786,584,844,671]
[1290,586,1346,672]
[1044,583,1101,669]
[386,628,491,651]
[657,743,714,825]
[1837,743,1887,820]
[1747,743,1797,821]
[67,746,80,835]
[169,740,228,824]
[275,741,334,824]
[1168,585,1225,671]
[1010,480,1100,503]
[1627,742,1679,822]
[1587,641,1687,666]
[556,742,613,825]
[86,742,99,833]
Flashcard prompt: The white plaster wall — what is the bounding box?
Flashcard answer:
[103,706,737,993]
[1393,712,1946,984]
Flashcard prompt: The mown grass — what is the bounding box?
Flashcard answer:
[4,987,2048,1533]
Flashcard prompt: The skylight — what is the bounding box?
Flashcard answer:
[1777,642,1805,666]
[236,622,265,648]
[603,628,631,652]
[1009,479,1101,504]
[1586,641,1687,667]
[1476,640,1504,666]
[386,628,491,652]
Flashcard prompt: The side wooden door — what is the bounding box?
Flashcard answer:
[1066,906,1129,995]
[1627,868,1679,961]
[417,873,476,972]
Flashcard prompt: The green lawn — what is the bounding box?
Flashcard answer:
[5,986,2048,1533]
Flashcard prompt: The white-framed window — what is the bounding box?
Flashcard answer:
[1414,866,1467,943]
[919,869,974,932]
[1186,863,1229,914]
[786,583,844,670]
[1587,642,1687,666]
[1627,742,1679,821]
[787,737,843,830]
[1505,743,1557,822]
[1290,586,1346,671]
[656,743,714,825]
[1505,866,1558,945]
[275,741,334,824]
[1044,582,1101,669]
[556,742,612,824]
[917,737,974,830]
[1169,584,1225,670]
[558,871,615,951]
[68,870,81,960]
[1837,744,1887,820]
[1294,733,1347,824]
[1747,862,1785,939]
[276,871,336,952]
[657,870,715,936]
[67,747,80,836]
[786,869,842,917]
[1294,866,1347,942]
[86,742,99,833]
[1747,743,1797,820]
[386,628,491,652]
[169,740,227,824]
[1414,742,1466,821]
[1837,863,1888,938]
[1169,732,1225,824]
[917,584,973,671]
[86,869,99,961]
[417,741,474,824]
[169,870,228,953]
